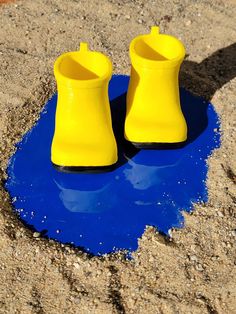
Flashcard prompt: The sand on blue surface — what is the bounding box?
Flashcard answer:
[0,0,235,313]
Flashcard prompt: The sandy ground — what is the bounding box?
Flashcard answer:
[0,0,235,313]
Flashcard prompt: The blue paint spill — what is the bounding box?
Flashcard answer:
[5,75,220,255]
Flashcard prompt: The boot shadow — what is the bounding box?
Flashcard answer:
[110,42,236,163]
[180,42,236,101]
[110,87,208,158]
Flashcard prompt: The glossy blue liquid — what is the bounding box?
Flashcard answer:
[5,75,220,255]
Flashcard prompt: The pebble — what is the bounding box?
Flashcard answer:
[33,232,40,238]
[231,230,236,237]
[195,264,204,271]
[185,20,192,26]
[196,292,203,298]
[125,15,131,20]
[149,256,154,262]
[190,255,198,262]
[97,269,102,275]
[217,211,224,217]
[15,230,22,238]
[74,262,80,269]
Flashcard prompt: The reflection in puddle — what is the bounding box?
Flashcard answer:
[5,75,220,255]
[124,159,178,190]
[55,179,112,214]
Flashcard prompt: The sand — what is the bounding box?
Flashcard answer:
[0,0,235,313]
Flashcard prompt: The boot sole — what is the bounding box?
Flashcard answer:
[131,141,186,149]
[52,163,117,174]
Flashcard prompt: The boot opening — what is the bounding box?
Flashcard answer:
[58,52,111,80]
[134,35,185,62]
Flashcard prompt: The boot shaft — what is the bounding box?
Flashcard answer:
[125,27,187,144]
[51,43,117,169]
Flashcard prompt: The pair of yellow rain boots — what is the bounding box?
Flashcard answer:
[51,26,187,172]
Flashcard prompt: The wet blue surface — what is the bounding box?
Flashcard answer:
[5,75,220,255]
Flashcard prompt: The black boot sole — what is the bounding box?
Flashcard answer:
[131,141,186,149]
[52,162,117,174]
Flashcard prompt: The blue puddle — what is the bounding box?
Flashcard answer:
[5,75,220,255]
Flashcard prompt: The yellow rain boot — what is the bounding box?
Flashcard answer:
[125,26,187,147]
[51,43,117,172]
